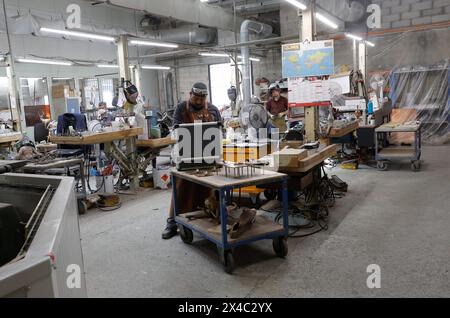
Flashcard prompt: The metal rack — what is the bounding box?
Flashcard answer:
[375,123,422,171]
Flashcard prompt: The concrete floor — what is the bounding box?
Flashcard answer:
[80,145,450,298]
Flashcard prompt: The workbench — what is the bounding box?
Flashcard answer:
[375,122,422,171]
[328,121,359,138]
[0,133,22,147]
[50,127,143,191]
[260,144,339,197]
[172,168,289,274]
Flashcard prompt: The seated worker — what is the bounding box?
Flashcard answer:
[97,101,114,125]
[162,82,222,240]
[266,85,288,133]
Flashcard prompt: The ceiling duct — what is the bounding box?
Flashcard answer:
[145,25,218,46]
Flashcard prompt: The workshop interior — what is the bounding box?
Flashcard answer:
[0,0,449,299]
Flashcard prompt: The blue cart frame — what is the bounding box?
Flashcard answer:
[171,170,289,273]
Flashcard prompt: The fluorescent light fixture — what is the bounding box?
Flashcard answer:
[17,58,73,66]
[141,65,171,70]
[129,40,178,48]
[345,33,363,41]
[199,52,229,58]
[237,56,260,62]
[284,0,307,10]
[40,27,115,42]
[97,64,118,68]
[316,13,338,29]
[365,40,375,47]
[53,77,73,80]
[200,0,209,2]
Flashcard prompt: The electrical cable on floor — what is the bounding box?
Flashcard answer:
[266,166,343,239]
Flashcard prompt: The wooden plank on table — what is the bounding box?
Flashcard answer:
[278,144,338,173]
[328,121,359,138]
[136,137,176,149]
[272,148,308,168]
[0,133,22,145]
[49,128,143,145]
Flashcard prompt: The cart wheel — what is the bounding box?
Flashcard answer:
[223,250,235,274]
[273,237,288,258]
[411,161,421,172]
[77,200,87,215]
[217,247,235,274]
[264,189,277,201]
[377,161,388,171]
[179,225,194,244]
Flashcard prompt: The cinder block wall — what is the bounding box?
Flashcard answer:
[372,0,450,29]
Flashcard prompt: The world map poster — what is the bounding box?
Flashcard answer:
[282,40,335,78]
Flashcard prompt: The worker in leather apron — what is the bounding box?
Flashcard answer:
[162,82,222,239]
[266,85,288,133]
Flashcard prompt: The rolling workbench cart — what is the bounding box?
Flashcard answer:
[375,123,422,171]
[171,169,289,274]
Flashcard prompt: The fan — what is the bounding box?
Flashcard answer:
[240,104,268,130]
[369,73,385,100]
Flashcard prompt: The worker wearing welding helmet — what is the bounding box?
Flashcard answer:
[123,82,139,114]
[266,85,288,132]
[162,82,222,240]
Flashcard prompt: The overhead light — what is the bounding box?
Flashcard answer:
[345,33,363,41]
[129,40,178,48]
[53,77,73,80]
[40,27,115,42]
[17,58,73,66]
[200,0,209,2]
[97,64,118,68]
[237,56,261,62]
[199,52,229,58]
[97,64,136,69]
[141,65,171,70]
[365,40,375,47]
[316,13,338,29]
[284,0,307,10]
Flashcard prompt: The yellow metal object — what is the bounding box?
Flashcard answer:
[341,162,359,170]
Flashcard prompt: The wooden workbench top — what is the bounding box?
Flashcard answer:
[0,133,22,145]
[262,144,339,174]
[172,168,287,190]
[136,137,176,149]
[328,121,359,138]
[375,122,421,133]
[49,127,143,145]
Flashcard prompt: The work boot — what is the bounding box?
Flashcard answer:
[162,218,178,240]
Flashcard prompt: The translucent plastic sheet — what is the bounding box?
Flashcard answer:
[367,28,450,145]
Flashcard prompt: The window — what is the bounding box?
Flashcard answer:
[0,78,9,110]
[82,79,100,109]
[209,62,253,110]
[99,79,115,107]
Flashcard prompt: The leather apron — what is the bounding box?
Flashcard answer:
[170,101,215,216]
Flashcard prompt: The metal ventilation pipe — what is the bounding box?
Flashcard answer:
[149,25,218,45]
[240,20,273,107]
[165,72,174,109]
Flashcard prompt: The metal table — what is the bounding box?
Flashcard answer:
[375,122,422,171]
[171,168,289,274]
